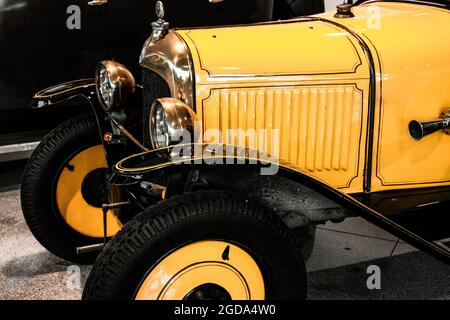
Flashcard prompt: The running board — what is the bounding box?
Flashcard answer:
[0,141,39,162]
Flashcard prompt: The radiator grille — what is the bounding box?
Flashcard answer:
[202,85,363,175]
[142,69,170,147]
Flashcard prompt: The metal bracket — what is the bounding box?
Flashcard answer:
[76,201,129,255]
[101,201,130,243]
[76,243,104,254]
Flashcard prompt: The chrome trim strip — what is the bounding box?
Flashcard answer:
[139,31,194,108]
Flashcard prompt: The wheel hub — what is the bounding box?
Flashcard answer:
[81,168,109,208]
[184,283,232,301]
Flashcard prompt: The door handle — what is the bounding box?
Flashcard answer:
[409,109,450,141]
[88,0,107,6]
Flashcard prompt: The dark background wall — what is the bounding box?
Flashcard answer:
[0,0,325,140]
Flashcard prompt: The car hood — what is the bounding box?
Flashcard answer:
[176,18,368,83]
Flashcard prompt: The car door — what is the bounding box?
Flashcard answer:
[355,2,450,261]
[367,4,450,192]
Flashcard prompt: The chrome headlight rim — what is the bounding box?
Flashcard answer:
[149,98,198,150]
[95,60,136,111]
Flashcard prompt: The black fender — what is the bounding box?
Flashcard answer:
[31,79,97,109]
[110,143,450,265]
[31,79,144,167]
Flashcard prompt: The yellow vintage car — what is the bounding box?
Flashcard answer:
[28,0,449,300]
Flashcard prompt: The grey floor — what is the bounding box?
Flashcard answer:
[0,160,449,300]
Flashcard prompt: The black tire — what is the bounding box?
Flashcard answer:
[21,113,104,264]
[83,191,307,300]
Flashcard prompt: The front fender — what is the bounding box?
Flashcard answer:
[110,143,450,265]
[31,79,144,167]
[30,79,96,109]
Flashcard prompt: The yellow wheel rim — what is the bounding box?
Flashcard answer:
[55,145,122,238]
[135,240,266,300]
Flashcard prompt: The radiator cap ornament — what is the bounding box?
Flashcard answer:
[151,1,169,41]
[334,3,355,18]
[156,0,165,20]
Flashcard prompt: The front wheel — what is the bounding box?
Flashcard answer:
[21,114,122,264]
[82,191,307,300]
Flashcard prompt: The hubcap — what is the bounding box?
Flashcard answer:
[135,240,265,300]
[184,283,231,301]
[55,145,122,238]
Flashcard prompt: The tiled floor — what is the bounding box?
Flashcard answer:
[307,221,403,272]
[307,219,449,299]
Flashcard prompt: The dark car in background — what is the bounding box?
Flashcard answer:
[0,0,324,161]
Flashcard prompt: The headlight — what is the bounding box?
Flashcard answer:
[149,98,199,149]
[95,60,136,111]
